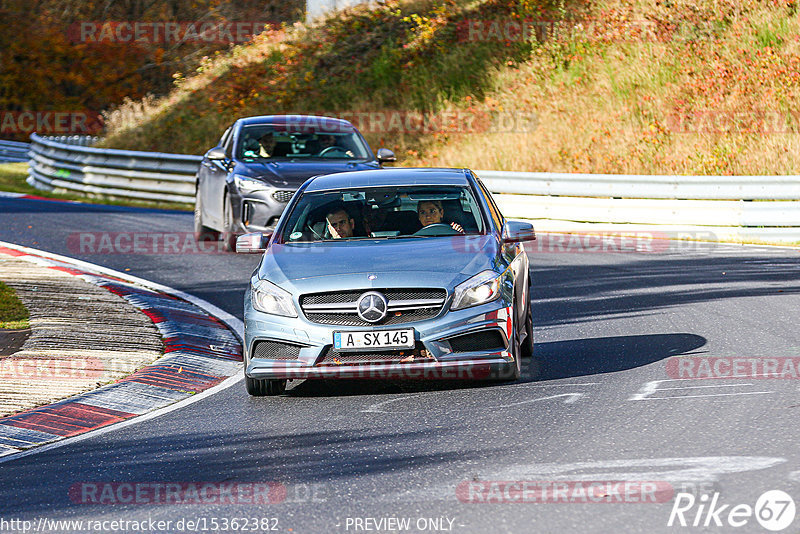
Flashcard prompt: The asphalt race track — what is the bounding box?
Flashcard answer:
[1,196,799,533]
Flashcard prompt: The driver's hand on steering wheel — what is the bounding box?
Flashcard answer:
[450,222,464,233]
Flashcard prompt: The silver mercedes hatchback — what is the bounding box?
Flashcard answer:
[236,168,536,396]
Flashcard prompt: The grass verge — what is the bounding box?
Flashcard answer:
[97,0,800,175]
[0,162,191,211]
[0,281,29,330]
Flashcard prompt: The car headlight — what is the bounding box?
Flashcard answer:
[234,174,270,194]
[251,278,297,317]
[451,270,502,311]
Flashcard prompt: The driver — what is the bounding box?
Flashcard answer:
[325,206,356,239]
[258,132,277,157]
[317,134,354,157]
[417,200,464,233]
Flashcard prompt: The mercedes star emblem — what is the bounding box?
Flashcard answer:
[357,291,388,323]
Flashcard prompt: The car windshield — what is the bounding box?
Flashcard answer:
[279,185,486,242]
[236,123,372,161]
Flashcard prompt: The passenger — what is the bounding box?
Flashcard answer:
[325,207,356,239]
[417,200,464,233]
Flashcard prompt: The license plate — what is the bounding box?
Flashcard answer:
[333,329,414,351]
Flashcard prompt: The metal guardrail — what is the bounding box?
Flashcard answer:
[478,170,800,201]
[27,133,201,203]
[44,135,99,147]
[18,135,800,241]
[0,140,31,163]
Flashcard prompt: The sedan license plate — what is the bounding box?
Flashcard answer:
[333,329,414,351]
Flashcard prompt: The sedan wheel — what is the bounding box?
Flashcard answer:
[510,317,522,381]
[194,190,220,242]
[522,300,534,359]
[245,375,287,396]
[221,194,237,252]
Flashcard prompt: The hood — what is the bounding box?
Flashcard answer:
[237,160,380,188]
[258,235,500,294]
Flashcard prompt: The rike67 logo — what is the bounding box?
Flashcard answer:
[668,490,796,531]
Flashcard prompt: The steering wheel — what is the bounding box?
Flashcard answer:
[318,146,349,158]
[412,223,460,236]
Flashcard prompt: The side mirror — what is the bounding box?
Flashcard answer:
[236,232,271,254]
[207,147,227,160]
[376,148,396,164]
[502,221,536,243]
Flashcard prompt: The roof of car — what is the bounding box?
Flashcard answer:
[304,168,472,192]
[237,115,356,132]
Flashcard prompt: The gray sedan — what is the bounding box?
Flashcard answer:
[236,168,536,395]
[194,114,395,251]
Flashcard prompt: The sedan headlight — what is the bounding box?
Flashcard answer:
[251,278,297,317]
[451,270,502,311]
[234,174,270,194]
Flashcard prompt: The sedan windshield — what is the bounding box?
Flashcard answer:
[280,186,486,242]
[236,124,372,160]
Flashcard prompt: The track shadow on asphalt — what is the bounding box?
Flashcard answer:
[285,332,705,396]
[285,377,499,397]
[534,332,707,380]
[0,428,477,517]
[532,254,800,327]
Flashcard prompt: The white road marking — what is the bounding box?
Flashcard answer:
[636,391,774,400]
[507,381,600,389]
[492,456,787,483]
[398,456,787,503]
[497,393,583,408]
[362,395,423,414]
[629,380,773,401]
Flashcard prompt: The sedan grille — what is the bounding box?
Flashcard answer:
[317,342,430,366]
[272,190,294,203]
[446,329,506,353]
[252,340,304,360]
[300,288,447,326]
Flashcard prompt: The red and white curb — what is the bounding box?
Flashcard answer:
[0,242,244,460]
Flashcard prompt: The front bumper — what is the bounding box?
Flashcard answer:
[231,188,292,233]
[244,297,516,381]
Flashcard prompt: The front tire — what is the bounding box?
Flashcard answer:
[521,300,534,360]
[521,298,544,379]
[245,375,287,396]
[194,190,220,242]
[510,317,522,381]
[221,194,237,252]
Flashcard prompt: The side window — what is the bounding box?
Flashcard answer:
[219,127,231,148]
[474,175,504,230]
[220,126,234,157]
